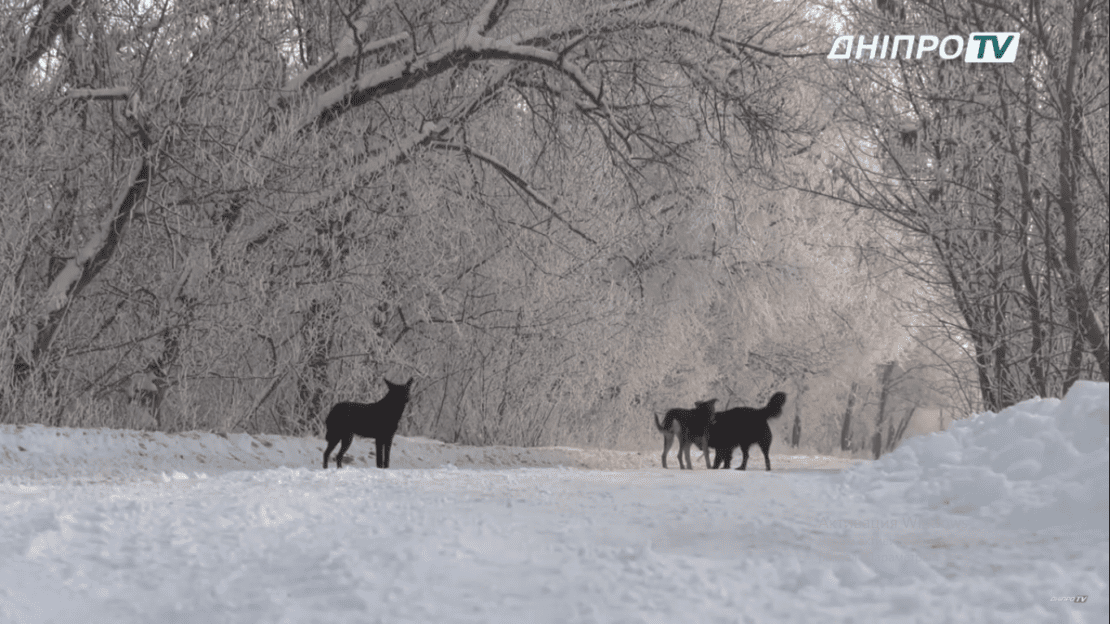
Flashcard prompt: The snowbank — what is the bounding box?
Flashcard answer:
[842,380,1109,530]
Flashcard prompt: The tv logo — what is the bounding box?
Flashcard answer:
[966,33,1020,62]
[828,33,1020,63]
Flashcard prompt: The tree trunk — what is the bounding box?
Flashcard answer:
[1056,1,1110,382]
[840,381,858,452]
[28,95,152,377]
[872,361,895,459]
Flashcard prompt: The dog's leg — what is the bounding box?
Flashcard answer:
[335,434,353,469]
[715,448,732,469]
[375,438,386,468]
[760,440,772,471]
[377,436,394,468]
[323,436,339,469]
[661,432,674,469]
[673,421,691,469]
[698,437,711,469]
[737,445,750,471]
[678,421,696,469]
[682,436,695,470]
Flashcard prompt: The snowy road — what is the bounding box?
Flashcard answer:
[1,381,1107,623]
[0,466,1102,623]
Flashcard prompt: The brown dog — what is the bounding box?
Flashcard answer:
[653,399,717,469]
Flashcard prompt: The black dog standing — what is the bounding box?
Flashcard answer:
[654,399,718,469]
[323,377,414,469]
[709,392,787,470]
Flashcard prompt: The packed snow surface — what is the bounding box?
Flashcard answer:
[2,381,1107,623]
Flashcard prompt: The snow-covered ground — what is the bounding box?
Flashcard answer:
[1,382,1106,623]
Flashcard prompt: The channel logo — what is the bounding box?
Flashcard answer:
[828,33,1020,63]
[965,33,1020,62]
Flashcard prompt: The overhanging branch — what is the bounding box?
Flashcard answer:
[428,140,597,245]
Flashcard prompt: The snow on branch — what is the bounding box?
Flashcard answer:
[276,31,410,106]
[239,120,448,250]
[636,16,810,60]
[293,0,788,167]
[64,87,131,100]
[302,31,608,132]
[298,0,663,131]
[471,0,513,37]
[428,139,596,245]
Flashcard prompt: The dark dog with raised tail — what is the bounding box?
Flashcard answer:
[323,377,413,469]
[710,392,787,470]
[654,399,718,469]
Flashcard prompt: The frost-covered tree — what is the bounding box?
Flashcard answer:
[824,0,1109,409]
[3,0,879,446]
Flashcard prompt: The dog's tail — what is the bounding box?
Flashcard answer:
[653,412,667,432]
[765,392,788,419]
